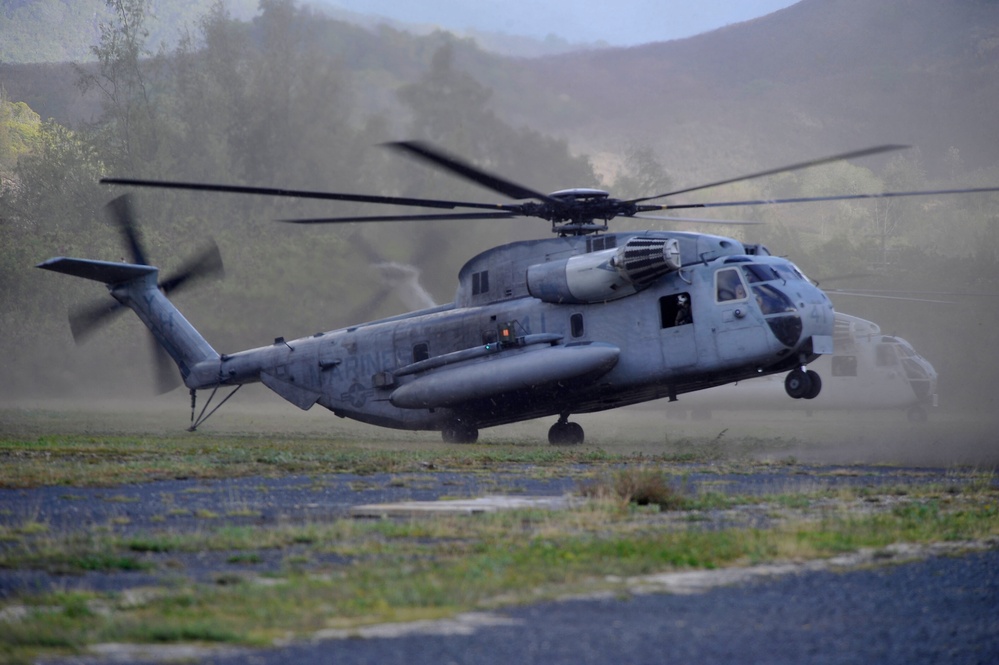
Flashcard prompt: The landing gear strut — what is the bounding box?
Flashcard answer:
[188,385,242,431]
[784,368,822,400]
[548,414,584,445]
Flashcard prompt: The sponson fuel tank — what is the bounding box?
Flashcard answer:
[527,237,681,304]
[390,343,620,409]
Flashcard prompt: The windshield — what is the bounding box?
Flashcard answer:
[741,262,806,284]
[752,284,797,315]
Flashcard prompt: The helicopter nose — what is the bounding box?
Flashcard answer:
[759,282,834,350]
[803,295,836,350]
[789,287,835,352]
[901,354,938,401]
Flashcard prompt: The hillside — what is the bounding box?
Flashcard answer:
[6,0,998,179]
[0,0,587,64]
[2,0,998,407]
[488,0,999,179]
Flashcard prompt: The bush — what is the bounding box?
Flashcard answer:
[579,466,688,510]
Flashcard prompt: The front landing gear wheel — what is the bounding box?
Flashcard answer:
[784,369,812,399]
[548,420,584,446]
[803,369,822,399]
[442,422,478,444]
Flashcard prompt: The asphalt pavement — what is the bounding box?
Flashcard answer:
[6,465,996,665]
[183,547,999,665]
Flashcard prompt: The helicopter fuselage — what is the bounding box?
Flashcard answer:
[185,230,835,437]
[45,139,996,443]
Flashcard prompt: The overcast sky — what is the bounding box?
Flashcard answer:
[315,0,799,46]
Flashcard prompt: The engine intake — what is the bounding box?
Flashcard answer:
[527,237,680,304]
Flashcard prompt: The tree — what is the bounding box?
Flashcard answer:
[396,40,595,195]
[0,97,42,172]
[869,149,926,267]
[613,145,674,200]
[76,0,159,172]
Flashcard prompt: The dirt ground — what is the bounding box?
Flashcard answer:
[4,393,995,468]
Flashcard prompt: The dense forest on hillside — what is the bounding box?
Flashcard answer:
[0,0,599,398]
[0,0,260,63]
[1,0,998,413]
[0,0,580,65]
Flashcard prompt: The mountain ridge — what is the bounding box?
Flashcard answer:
[488,0,999,176]
[2,0,997,178]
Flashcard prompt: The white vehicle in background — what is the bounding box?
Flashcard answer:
[668,313,938,422]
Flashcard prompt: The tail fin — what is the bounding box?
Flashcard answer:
[38,257,220,386]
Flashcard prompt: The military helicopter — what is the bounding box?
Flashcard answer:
[36,141,999,444]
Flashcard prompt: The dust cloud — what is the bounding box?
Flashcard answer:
[3,0,998,474]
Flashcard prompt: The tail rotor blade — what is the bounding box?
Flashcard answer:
[69,300,126,343]
[159,240,224,295]
[105,194,149,266]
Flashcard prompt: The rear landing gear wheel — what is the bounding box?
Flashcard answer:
[442,422,478,444]
[548,419,584,446]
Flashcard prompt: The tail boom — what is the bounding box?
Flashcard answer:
[38,257,221,387]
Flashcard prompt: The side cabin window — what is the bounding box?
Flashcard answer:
[660,293,693,328]
[875,342,897,367]
[832,355,858,377]
[413,342,430,363]
[715,268,747,302]
[570,313,585,338]
[472,270,490,295]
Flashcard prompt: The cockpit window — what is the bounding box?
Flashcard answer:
[752,284,796,315]
[742,264,779,283]
[716,268,747,301]
[876,343,898,367]
[883,337,918,358]
[742,263,806,284]
[773,263,806,282]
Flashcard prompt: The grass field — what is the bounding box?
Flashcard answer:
[1,399,997,663]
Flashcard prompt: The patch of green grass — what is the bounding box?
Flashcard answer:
[227,553,263,565]
[71,553,150,573]
[0,431,708,489]
[16,521,49,536]
[5,497,997,663]
[103,494,139,504]
[2,409,997,662]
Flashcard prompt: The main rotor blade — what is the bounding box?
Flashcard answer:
[631,144,909,204]
[102,178,512,212]
[829,287,999,298]
[278,212,519,224]
[632,214,764,225]
[824,289,955,304]
[158,240,224,294]
[105,194,149,265]
[385,141,560,204]
[657,185,999,211]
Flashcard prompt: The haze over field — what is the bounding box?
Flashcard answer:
[2,0,998,446]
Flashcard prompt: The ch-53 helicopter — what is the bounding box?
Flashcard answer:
[37,141,998,444]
